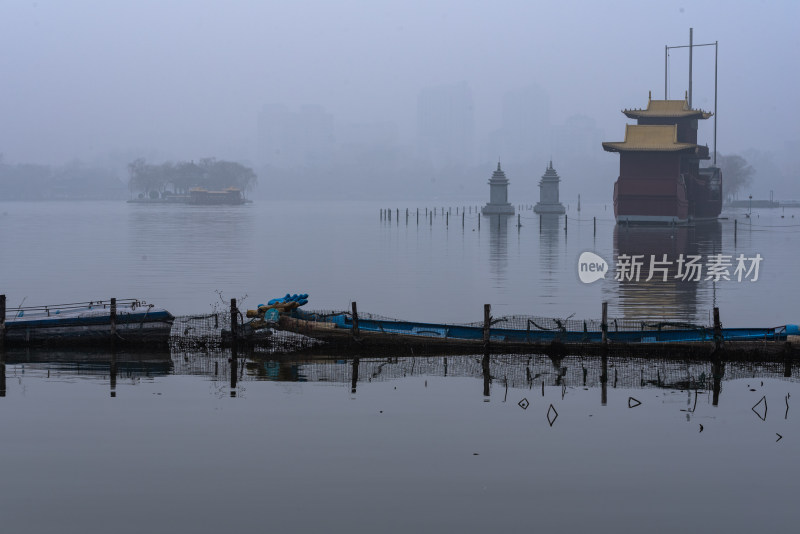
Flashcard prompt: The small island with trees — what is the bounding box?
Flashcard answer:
[127,158,257,205]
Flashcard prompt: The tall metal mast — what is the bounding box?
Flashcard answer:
[665,29,718,165]
[688,28,693,108]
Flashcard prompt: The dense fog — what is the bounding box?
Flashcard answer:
[1,0,798,201]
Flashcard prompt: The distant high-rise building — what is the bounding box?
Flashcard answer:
[488,85,550,167]
[257,104,335,168]
[502,85,550,163]
[552,115,602,165]
[416,82,474,169]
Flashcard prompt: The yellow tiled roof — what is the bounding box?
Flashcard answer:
[602,125,699,152]
[623,97,712,119]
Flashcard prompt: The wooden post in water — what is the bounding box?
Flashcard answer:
[351,301,360,339]
[478,214,481,231]
[230,298,238,396]
[230,298,238,358]
[482,353,490,398]
[462,211,465,229]
[430,211,433,226]
[0,349,5,397]
[483,304,491,354]
[481,304,491,396]
[446,211,449,227]
[539,214,542,233]
[396,208,399,222]
[405,208,408,225]
[593,216,596,237]
[713,307,723,352]
[110,297,117,349]
[388,209,391,222]
[109,297,118,396]
[0,294,5,397]
[109,350,117,398]
[417,208,419,225]
[601,301,608,344]
[0,294,5,355]
[734,219,738,243]
[564,214,568,233]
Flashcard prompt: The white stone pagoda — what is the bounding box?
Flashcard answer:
[533,161,566,214]
[481,162,515,215]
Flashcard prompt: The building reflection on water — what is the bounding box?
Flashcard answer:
[608,221,722,323]
[538,214,562,296]
[485,214,512,287]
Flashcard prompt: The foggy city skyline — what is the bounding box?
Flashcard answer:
[1,0,799,200]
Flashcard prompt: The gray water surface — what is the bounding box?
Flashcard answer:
[2,200,800,532]
[0,354,797,533]
[1,200,797,325]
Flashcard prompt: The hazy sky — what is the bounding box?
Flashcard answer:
[1,0,798,165]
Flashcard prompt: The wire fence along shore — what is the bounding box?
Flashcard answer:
[1,293,795,361]
[166,301,799,362]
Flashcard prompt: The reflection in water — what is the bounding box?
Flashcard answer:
[110,352,116,397]
[3,350,794,413]
[485,214,511,287]
[610,222,722,323]
[0,352,5,397]
[352,357,359,394]
[2,348,171,397]
[712,359,724,406]
[482,353,491,397]
[601,354,608,405]
[538,214,561,295]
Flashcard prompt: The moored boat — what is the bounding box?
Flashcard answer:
[2,299,174,347]
[282,310,798,345]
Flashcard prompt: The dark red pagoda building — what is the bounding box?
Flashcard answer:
[603,93,721,223]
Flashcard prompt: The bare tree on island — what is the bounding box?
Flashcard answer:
[716,154,755,202]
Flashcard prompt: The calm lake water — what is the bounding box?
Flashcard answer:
[0,200,798,325]
[1,200,799,532]
[0,352,798,533]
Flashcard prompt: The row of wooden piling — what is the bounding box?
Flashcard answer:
[381,209,600,237]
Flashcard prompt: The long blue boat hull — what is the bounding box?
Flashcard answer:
[301,313,797,344]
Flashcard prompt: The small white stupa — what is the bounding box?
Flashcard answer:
[533,161,566,215]
[481,162,515,215]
